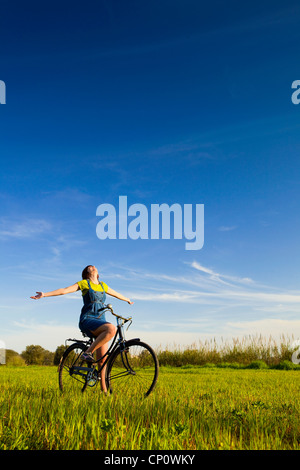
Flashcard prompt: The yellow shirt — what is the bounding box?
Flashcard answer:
[77,279,108,297]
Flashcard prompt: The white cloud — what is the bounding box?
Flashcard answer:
[42,188,92,206]
[0,218,51,239]
[107,261,300,312]
[190,261,254,285]
[3,321,80,353]
[192,263,300,305]
[3,316,299,354]
[218,226,237,232]
[226,318,300,341]
[129,291,201,303]
[3,261,300,353]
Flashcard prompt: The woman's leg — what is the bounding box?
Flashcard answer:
[86,323,117,355]
[95,344,108,393]
[84,323,117,392]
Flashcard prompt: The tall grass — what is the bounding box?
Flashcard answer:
[157,334,295,367]
[0,365,300,450]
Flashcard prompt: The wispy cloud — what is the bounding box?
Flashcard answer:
[0,218,51,240]
[218,225,237,232]
[226,318,300,340]
[190,261,254,287]
[65,5,300,64]
[147,141,216,163]
[4,320,80,353]
[5,261,300,352]
[187,262,300,311]
[107,261,300,316]
[41,188,92,206]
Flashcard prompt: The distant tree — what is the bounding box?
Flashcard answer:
[21,345,53,365]
[21,345,44,365]
[53,345,67,365]
[43,349,55,365]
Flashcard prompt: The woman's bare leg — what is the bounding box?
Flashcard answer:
[95,344,108,393]
[85,323,117,393]
[86,323,117,354]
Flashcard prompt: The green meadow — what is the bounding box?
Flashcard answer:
[0,365,299,450]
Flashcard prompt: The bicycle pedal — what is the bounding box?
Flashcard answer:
[87,369,97,387]
[87,378,97,386]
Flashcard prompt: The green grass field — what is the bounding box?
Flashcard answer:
[0,365,299,450]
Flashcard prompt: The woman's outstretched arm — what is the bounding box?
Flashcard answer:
[30,283,80,299]
[106,286,134,304]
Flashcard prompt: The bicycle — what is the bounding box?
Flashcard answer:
[58,303,159,397]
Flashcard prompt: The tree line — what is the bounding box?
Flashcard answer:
[4,345,66,366]
[2,335,298,368]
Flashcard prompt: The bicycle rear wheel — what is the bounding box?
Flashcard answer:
[106,340,159,397]
[58,342,95,393]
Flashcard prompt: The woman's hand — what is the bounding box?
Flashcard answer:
[30,284,79,300]
[30,292,44,300]
[128,300,134,305]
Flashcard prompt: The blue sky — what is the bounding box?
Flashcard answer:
[1,0,300,353]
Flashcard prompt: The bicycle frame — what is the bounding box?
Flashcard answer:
[65,304,139,379]
[59,303,159,396]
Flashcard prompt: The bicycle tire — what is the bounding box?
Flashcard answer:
[105,339,159,397]
[58,342,93,393]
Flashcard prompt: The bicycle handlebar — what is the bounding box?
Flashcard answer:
[105,303,132,326]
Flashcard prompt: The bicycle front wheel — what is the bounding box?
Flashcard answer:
[106,340,159,397]
[58,342,91,393]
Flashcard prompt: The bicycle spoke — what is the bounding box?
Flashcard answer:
[58,311,159,398]
[106,340,159,397]
[58,343,93,393]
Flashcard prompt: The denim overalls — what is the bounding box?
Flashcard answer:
[79,280,107,337]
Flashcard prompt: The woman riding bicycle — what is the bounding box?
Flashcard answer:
[30,265,133,392]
